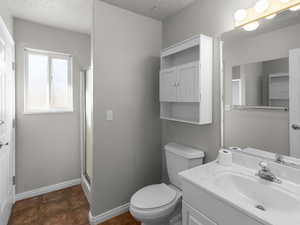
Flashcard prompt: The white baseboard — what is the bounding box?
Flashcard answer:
[81,175,91,204]
[89,203,130,225]
[15,178,81,201]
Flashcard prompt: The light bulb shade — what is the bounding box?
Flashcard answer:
[255,0,269,13]
[290,4,300,11]
[266,13,277,19]
[234,9,247,21]
[243,21,260,31]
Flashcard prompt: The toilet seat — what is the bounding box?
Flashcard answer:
[131,184,177,210]
[130,183,182,222]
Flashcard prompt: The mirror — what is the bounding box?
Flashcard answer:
[221,8,300,158]
[230,58,289,108]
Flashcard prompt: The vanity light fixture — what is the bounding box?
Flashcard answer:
[243,21,260,31]
[266,13,277,19]
[290,4,300,10]
[255,0,269,13]
[234,0,300,31]
[234,9,247,21]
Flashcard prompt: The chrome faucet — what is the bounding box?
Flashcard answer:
[275,154,285,164]
[256,161,281,184]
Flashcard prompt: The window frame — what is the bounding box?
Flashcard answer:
[232,78,242,106]
[24,48,73,114]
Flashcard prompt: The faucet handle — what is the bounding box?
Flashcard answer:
[259,161,269,171]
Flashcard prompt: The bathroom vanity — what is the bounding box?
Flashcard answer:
[179,150,300,225]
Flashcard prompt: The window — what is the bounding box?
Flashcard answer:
[232,79,242,105]
[24,49,73,113]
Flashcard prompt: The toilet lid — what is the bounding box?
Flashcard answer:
[131,184,177,209]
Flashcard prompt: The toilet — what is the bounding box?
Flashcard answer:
[130,143,205,225]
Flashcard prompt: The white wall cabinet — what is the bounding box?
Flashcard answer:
[159,35,213,125]
[160,68,177,102]
[177,62,200,102]
[160,62,199,102]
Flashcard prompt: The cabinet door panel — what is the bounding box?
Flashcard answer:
[182,201,217,225]
[177,62,199,102]
[160,68,177,102]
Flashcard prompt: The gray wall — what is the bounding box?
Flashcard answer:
[162,0,257,163]
[14,19,91,194]
[242,62,263,106]
[0,0,13,36]
[223,23,300,155]
[91,1,162,216]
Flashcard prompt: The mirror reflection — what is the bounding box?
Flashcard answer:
[231,58,289,107]
[222,9,300,158]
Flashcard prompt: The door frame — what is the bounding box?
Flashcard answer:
[0,15,16,224]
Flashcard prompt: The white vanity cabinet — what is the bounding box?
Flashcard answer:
[182,201,217,225]
[160,35,213,125]
[181,176,264,225]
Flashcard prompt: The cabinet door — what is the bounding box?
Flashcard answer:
[182,202,217,225]
[160,68,177,102]
[177,62,199,102]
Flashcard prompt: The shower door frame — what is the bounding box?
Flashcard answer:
[80,70,92,192]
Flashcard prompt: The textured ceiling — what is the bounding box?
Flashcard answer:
[8,0,93,34]
[102,0,196,20]
[8,0,195,34]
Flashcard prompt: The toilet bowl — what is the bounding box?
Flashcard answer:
[130,184,181,225]
[130,143,205,225]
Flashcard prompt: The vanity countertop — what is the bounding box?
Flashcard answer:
[179,160,300,225]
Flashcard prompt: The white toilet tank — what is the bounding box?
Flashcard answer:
[165,143,205,189]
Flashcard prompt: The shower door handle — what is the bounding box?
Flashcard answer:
[292,124,300,130]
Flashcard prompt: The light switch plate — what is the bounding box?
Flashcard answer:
[106,110,113,121]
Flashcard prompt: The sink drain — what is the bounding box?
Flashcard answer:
[255,205,266,211]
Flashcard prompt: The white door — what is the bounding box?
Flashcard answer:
[160,68,177,102]
[177,62,199,102]
[0,19,15,225]
[289,49,300,158]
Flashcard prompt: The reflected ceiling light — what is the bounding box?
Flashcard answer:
[243,21,260,31]
[290,4,300,11]
[280,0,290,2]
[266,13,277,19]
[234,9,247,21]
[255,0,269,13]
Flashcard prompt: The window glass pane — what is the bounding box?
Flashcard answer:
[232,80,241,105]
[51,58,70,109]
[27,54,49,111]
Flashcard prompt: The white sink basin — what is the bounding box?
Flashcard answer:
[179,160,300,225]
[214,172,300,214]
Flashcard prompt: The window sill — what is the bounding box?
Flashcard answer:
[23,109,74,115]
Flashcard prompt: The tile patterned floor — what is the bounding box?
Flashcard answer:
[8,185,140,225]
